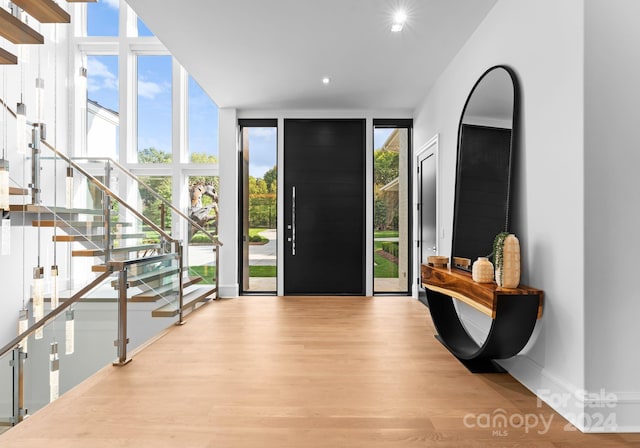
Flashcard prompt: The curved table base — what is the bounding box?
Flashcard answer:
[425,288,540,373]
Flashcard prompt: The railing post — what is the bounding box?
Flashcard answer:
[113,268,131,366]
[10,347,27,425]
[176,243,185,325]
[30,124,43,205]
[159,203,166,231]
[103,161,112,263]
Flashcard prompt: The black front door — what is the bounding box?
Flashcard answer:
[284,119,365,295]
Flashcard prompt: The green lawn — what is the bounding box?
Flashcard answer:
[188,265,217,283]
[374,238,399,278]
[374,230,399,239]
[249,265,276,277]
[248,228,269,244]
[374,253,398,278]
[188,265,277,283]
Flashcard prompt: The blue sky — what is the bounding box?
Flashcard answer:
[87,0,219,162]
[246,128,277,178]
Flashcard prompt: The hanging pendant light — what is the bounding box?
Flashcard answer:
[33,266,44,339]
[0,209,9,256]
[50,265,59,309]
[35,78,45,124]
[16,102,27,155]
[65,167,73,209]
[49,342,59,403]
[0,159,9,211]
[18,309,29,353]
[0,66,7,211]
[65,309,74,355]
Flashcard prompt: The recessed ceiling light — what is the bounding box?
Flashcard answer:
[392,10,407,32]
[322,77,331,85]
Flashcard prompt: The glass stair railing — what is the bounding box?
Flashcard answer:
[0,123,222,430]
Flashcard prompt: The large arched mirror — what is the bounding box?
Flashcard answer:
[451,65,519,269]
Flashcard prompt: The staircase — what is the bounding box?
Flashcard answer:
[0,127,221,426]
[20,138,222,320]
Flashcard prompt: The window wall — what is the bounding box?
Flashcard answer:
[373,121,412,294]
[137,55,172,163]
[72,0,220,264]
[86,55,119,159]
[188,77,219,163]
[87,1,119,36]
[239,121,278,294]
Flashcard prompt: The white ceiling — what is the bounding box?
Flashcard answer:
[126,0,497,111]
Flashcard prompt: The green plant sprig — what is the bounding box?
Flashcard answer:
[493,232,510,283]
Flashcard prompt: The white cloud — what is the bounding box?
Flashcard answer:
[101,0,119,9]
[138,79,164,99]
[87,57,117,93]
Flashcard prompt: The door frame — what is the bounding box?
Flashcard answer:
[413,133,439,298]
[282,118,366,296]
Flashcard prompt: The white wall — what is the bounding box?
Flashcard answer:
[413,0,589,429]
[584,0,640,431]
[217,108,239,297]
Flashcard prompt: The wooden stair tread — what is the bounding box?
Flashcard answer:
[131,276,203,302]
[152,286,217,318]
[9,187,29,195]
[0,8,44,44]
[53,233,146,242]
[72,244,161,257]
[13,204,103,215]
[110,266,180,288]
[33,220,132,228]
[0,47,18,65]
[11,0,71,24]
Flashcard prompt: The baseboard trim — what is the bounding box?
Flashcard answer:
[218,284,239,298]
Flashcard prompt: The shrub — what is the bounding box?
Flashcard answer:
[381,241,399,257]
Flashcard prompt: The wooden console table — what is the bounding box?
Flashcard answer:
[421,264,543,373]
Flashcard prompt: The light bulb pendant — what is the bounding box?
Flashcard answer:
[49,342,59,403]
[65,167,73,209]
[16,103,27,155]
[65,309,75,355]
[0,158,9,211]
[33,266,44,340]
[18,309,29,354]
[51,265,59,309]
[36,78,45,124]
[1,212,9,256]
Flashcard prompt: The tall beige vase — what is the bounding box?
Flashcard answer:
[495,234,520,288]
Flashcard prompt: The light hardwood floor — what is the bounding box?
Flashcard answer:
[1,296,638,447]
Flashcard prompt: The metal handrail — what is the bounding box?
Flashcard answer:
[0,270,113,358]
[40,140,176,244]
[0,97,18,119]
[108,253,178,271]
[73,156,223,247]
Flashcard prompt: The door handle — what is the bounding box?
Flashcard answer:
[291,186,296,256]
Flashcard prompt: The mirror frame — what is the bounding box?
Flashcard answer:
[450,65,520,270]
